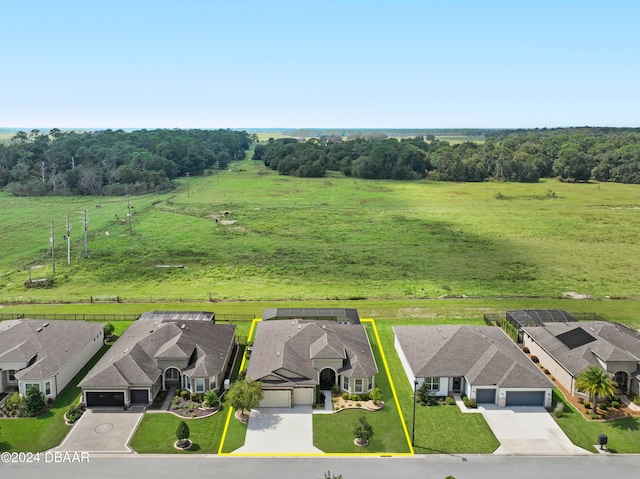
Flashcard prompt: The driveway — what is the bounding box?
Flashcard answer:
[234,406,322,454]
[478,405,591,455]
[54,409,144,453]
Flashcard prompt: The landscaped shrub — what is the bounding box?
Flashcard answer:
[66,405,86,423]
[357,393,370,402]
[331,385,340,396]
[190,392,199,402]
[522,347,530,354]
[342,392,349,400]
[530,356,539,363]
[462,397,477,408]
[611,400,620,409]
[584,402,591,409]
[589,413,601,420]
[180,390,189,399]
[445,396,456,406]
[203,390,220,408]
[369,387,382,405]
[172,396,181,406]
[175,388,183,397]
[544,369,550,375]
[597,402,607,410]
[356,403,361,407]
[553,402,565,418]
[349,394,358,401]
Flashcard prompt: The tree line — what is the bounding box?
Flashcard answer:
[253,128,640,184]
[0,128,251,196]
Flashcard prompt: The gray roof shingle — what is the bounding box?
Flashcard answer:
[80,316,235,389]
[0,319,103,382]
[394,325,552,389]
[522,321,640,376]
[248,319,377,388]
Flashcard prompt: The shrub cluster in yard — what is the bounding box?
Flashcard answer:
[461,395,477,409]
[341,392,370,402]
[66,405,86,423]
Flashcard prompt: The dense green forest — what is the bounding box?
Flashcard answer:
[254,128,640,183]
[0,128,251,196]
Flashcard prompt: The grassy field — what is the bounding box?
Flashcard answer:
[1,160,639,305]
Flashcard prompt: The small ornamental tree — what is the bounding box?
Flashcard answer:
[176,420,190,448]
[353,414,374,446]
[227,378,264,420]
[103,322,115,337]
[25,386,46,417]
[369,387,382,405]
[203,390,220,409]
[575,365,618,404]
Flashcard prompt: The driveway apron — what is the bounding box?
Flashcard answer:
[235,405,322,453]
[54,409,143,453]
[478,405,591,455]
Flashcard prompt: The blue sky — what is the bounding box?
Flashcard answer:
[1,0,638,129]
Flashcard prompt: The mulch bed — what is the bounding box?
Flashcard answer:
[332,398,384,413]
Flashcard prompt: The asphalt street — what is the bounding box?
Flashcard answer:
[2,455,640,479]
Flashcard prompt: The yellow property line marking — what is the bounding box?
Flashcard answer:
[218,318,414,457]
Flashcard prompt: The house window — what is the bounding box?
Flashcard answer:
[368,377,373,390]
[185,376,191,391]
[425,377,440,391]
[343,376,349,391]
[8,370,16,381]
[45,382,51,395]
[210,375,217,389]
[25,383,40,393]
[195,379,205,393]
[355,379,363,393]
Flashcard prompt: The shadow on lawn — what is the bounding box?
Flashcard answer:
[607,418,639,431]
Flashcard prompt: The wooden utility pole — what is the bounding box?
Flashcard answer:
[66,214,71,265]
[50,220,56,273]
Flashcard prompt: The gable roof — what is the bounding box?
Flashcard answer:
[0,319,103,381]
[522,321,640,376]
[80,315,235,389]
[247,319,377,388]
[394,325,552,389]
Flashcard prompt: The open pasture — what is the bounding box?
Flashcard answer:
[0,160,639,304]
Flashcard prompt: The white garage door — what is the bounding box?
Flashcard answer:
[260,389,291,407]
[293,387,314,405]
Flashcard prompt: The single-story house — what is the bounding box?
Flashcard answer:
[394,325,553,407]
[80,312,236,409]
[0,319,104,400]
[522,321,640,398]
[247,318,377,407]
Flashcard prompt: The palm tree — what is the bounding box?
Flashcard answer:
[575,365,618,404]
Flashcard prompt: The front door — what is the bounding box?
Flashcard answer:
[452,377,461,392]
[319,368,336,389]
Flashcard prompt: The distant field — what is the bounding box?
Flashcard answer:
[0,132,14,143]
[434,135,485,144]
[0,160,639,305]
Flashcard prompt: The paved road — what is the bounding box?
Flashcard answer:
[3,455,640,479]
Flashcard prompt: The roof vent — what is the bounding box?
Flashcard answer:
[36,327,43,332]
[181,324,186,329]
[276,351,280,356]
[322,325,326,329]
[43,323,49,327]
[588,327,595,332]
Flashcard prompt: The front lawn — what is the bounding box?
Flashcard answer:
[129,410,230,453]
[552,390,640,453]
[0,344,111,452]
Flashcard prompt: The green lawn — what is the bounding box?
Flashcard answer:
[552,390,640,453]
[129,409,230,454]
[0,344,110,452]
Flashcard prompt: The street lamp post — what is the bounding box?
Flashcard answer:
[412,379,418,446]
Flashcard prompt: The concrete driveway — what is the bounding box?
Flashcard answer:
[234,406,322,454]
[54,409,143,453]
[478,405,591,455]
